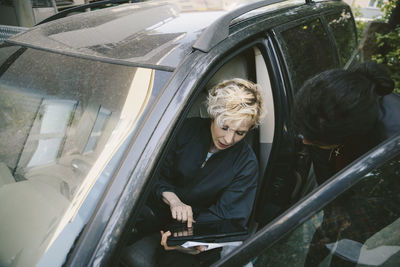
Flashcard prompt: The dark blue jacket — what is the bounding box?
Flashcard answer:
[152,117,258,227]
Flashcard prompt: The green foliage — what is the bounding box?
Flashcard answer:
[352,4,363,18]
[371,26,400,93]
[371,0,400,93]
[380,0,397,22]
[356,20,367,41]
[351,5,367,42]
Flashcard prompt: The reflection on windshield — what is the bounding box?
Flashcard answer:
[83,107,112,154]
[0,47,156,267]
[26,100,78,168]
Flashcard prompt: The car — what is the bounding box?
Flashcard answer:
[2,0,396,266]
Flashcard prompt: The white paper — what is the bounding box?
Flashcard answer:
[181,241,242,251]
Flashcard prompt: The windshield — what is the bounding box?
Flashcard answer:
[0,45,168,266]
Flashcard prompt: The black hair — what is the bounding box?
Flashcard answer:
[292,61,394,145]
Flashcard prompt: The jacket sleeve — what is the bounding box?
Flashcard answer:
[207,156,258,227]
[153,143,177,200]
[153,119,194,201]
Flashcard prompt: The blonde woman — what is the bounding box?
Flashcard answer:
[123,79,264,267]
[151,78,264,233]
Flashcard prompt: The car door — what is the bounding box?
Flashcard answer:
[255,14,338,226]
[255,7,359,227]
[214,133,400,267]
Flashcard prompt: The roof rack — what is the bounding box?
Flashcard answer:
[193,0,313,52]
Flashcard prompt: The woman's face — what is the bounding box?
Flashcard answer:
[210,119,252,150]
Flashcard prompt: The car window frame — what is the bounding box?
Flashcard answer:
[252,34,301,226]
[213,134,400,267]
[132,36,278,233]
[109,31,288,265]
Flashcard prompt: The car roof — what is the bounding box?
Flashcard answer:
[5,0,343,71]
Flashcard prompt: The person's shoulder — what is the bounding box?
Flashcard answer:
[231,142,258,182]
[378,93,400,138]
[175,117,209,143]
[180,117,209,134]
[243,141,258,162]
[383,92,400,107]
[234,140,258,167]
[184,117,209,128]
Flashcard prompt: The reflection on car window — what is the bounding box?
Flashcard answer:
[0,47,170,267]
[24,100,78,168]
[279,18,336,94]
[252,153,400,266]
[83,107,112,154]
[326,9,357,67]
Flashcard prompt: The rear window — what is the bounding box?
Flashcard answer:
[0,46,170,266]
[277,18,336,94]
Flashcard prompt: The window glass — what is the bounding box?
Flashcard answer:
[326,9,357,67]
[0,46,171,267]
[83,107,112,154]
[279,18,336,94]
[251,153,400,266]
[368,0,385,8]
[25,100,77,168]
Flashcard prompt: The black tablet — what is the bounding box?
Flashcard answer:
[164,219,248,246]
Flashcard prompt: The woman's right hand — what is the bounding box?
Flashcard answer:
[169,200,194,227]
[162,191,194,227]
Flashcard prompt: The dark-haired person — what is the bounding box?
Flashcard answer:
[292,61,400,266]
[292,61,400,185]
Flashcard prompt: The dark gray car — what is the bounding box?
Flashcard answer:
[1,1,397,266]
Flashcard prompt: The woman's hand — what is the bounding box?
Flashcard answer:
[160,231,206,254]
[169,200,194,227]
[162,191,194,227]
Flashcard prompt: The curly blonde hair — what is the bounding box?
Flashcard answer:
[207,78,264,129]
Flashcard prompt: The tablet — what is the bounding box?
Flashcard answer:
[164,219,248,246]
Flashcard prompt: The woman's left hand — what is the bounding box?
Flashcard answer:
[160,231,206,255]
